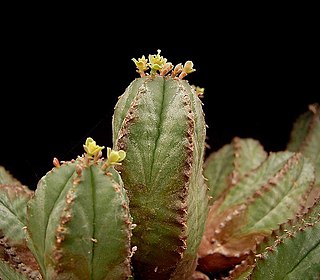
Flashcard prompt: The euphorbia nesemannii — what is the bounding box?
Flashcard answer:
[26,138,132,279]
[112,50,209,279]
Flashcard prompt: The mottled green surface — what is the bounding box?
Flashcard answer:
[113,76,208,279]
[249,199,320,280]
[0,184,33,243]
[240,155,314,235]
[203,138,267,202]
[198,150,316,275]
[217,151,294,214]
[27,162,77,274]
[27,161,132,280]
[287,104,320,185]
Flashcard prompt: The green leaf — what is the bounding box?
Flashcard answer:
[203,138,267,202]
[197,151,315,275]
[0,184,33,243]
[0,166,21,185]
[287,103,320,185]
[240,153,314,235]
[249,199,320,279]
[217,151,293,213]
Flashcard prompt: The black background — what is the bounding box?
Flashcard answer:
[1,12,318,190]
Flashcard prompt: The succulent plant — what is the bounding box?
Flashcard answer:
[112,49,209,279]
[0,50,319,280]
[196,103,320,279]
[1,139,132,280]
[225,183,320,280]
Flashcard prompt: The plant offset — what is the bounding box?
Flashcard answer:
[0,51,319,280]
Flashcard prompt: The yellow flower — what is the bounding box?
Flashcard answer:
[148,49,168,75]
[83,137,105,158]
[132,55,149,76]
[106,147,126,166]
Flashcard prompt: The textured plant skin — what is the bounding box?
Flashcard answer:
[0,168,42,279]
[0,183,33,243]
[287,103,320,170]
[112,51,208,279]
[287,103,320,206]
[203,137,267,202]
[227,197,320,279]
[0,234,42,280]
[26,145,133,280]
[1,53,319,280]
[194,104,320,279]
[197,146,316,276]
[0,141,131,280]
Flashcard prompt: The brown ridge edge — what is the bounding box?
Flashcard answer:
[0,233,42,279]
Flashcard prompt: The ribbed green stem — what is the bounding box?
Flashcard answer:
[27,159,133,280]
[113,76,208,279]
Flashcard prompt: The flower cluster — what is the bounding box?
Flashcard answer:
[83,137,126,167]
[132,49,196,79]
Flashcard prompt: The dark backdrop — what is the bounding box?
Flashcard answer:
[1,16,318,190]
